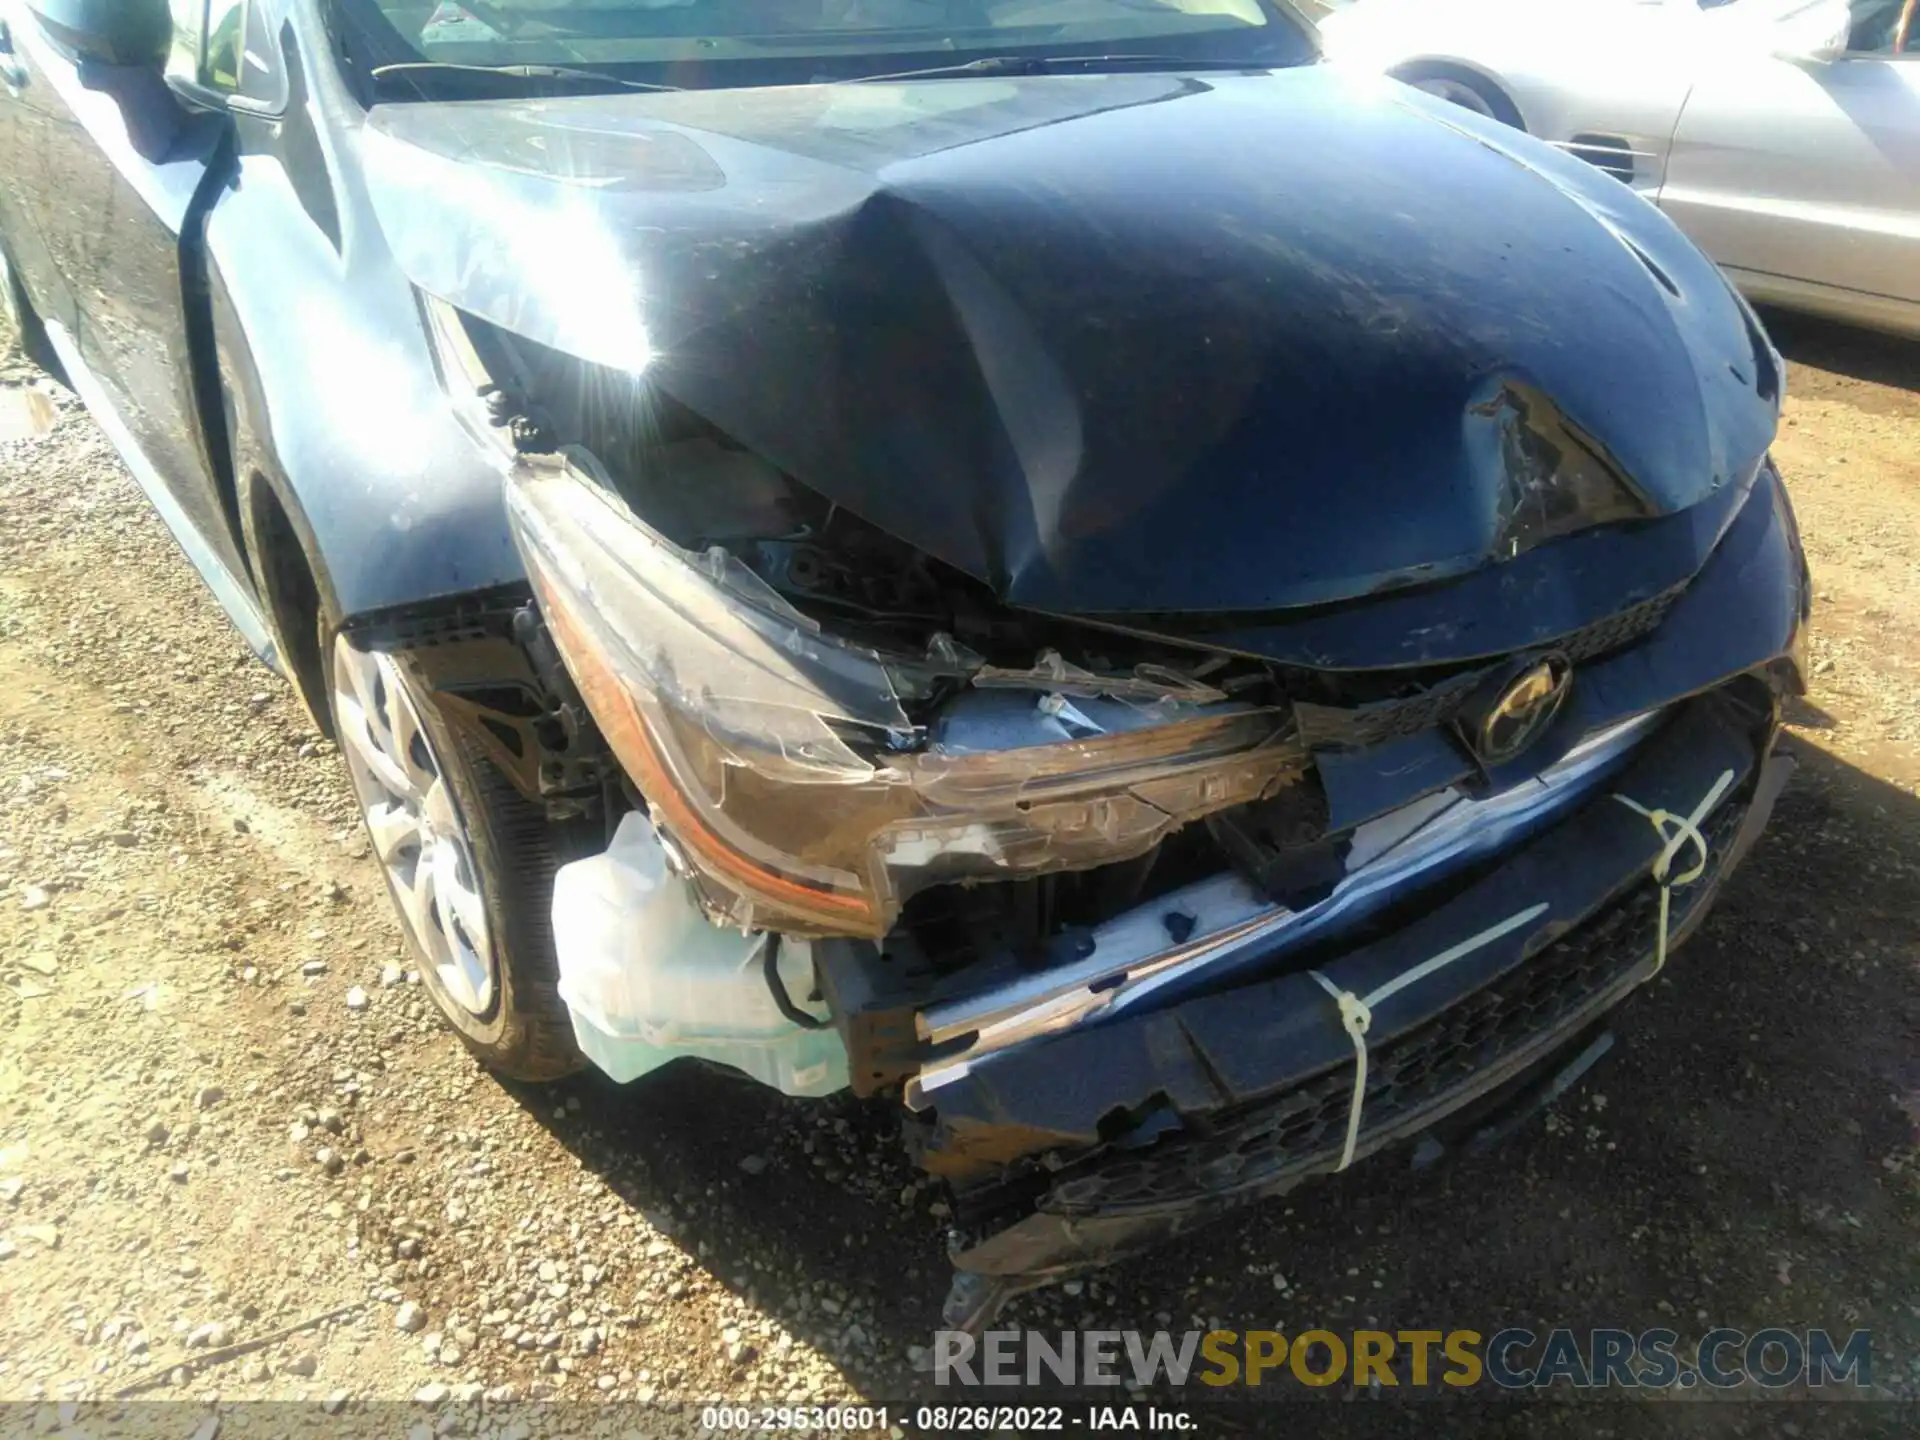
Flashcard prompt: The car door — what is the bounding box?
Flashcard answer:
[1658,0,1920,307]
[0,0,74,338]
[0,0,276,655]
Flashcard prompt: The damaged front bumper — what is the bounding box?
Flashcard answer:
[913,691,1791,1304]
[900,708,1664,1099]
[513,441,1808,1305]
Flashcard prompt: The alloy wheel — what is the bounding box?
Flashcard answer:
[331,636,497,1016]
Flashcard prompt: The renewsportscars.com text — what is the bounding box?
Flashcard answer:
[934,1326,1874,1391]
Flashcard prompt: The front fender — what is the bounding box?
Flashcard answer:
[203,4,525,630]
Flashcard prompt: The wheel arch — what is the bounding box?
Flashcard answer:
[1388,57,1530,131]
[240,461,336,738]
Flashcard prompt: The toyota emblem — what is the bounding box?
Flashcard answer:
[1469,654,1573,766]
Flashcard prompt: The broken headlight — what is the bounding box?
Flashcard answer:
[506,458,1306,938]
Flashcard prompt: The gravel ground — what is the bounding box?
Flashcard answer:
[0,310,1916,1436]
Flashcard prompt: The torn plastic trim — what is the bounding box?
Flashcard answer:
[345,587,615,820]
[971,649,1230,707]
[909,708,1663,1101]
[507,457,1309,938]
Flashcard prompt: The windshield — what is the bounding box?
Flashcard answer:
[329,0,1314,94]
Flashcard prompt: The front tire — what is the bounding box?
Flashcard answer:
[328,631,585,1081]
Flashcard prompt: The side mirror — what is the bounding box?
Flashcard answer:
[23,0,171,68]
[1771,0,1853,61]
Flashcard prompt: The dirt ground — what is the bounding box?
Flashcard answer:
[0,307,1916,1437]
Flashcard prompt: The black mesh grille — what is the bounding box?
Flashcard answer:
[1294,666,1484,750]
[1559,587,1682,662]
[1042,796,1746,1215]
[1293,586,1682,751]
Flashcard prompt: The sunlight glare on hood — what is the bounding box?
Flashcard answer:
[510,189,655,377]
[363,123,654,376]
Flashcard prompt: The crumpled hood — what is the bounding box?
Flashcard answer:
[362,67,1778,621]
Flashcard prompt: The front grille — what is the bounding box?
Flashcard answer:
[1294,666,1484,750]
[1293,586,1681,751]
[1041,795,1746,1215]
[1559,586,1681,662]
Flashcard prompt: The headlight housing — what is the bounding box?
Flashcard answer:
[507,457,1305,938]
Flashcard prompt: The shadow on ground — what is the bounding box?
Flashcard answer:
[514,731,1919,1432]
[1762,309,1920,394]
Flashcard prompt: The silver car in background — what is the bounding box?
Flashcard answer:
[1316,0,1920,337]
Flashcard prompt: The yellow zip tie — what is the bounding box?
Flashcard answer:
[1612,768,1736,976]
[1308,971,1372,1174]
[1308,768,1735,1176]
[1309,903,1549,1173]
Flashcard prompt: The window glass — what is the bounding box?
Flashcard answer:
[168,0,252,91]
[206,0,248,88]
[168,0,206,74]
[329,0,1313,92]
[238,0,291,107]
[1846,0,1908,48]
